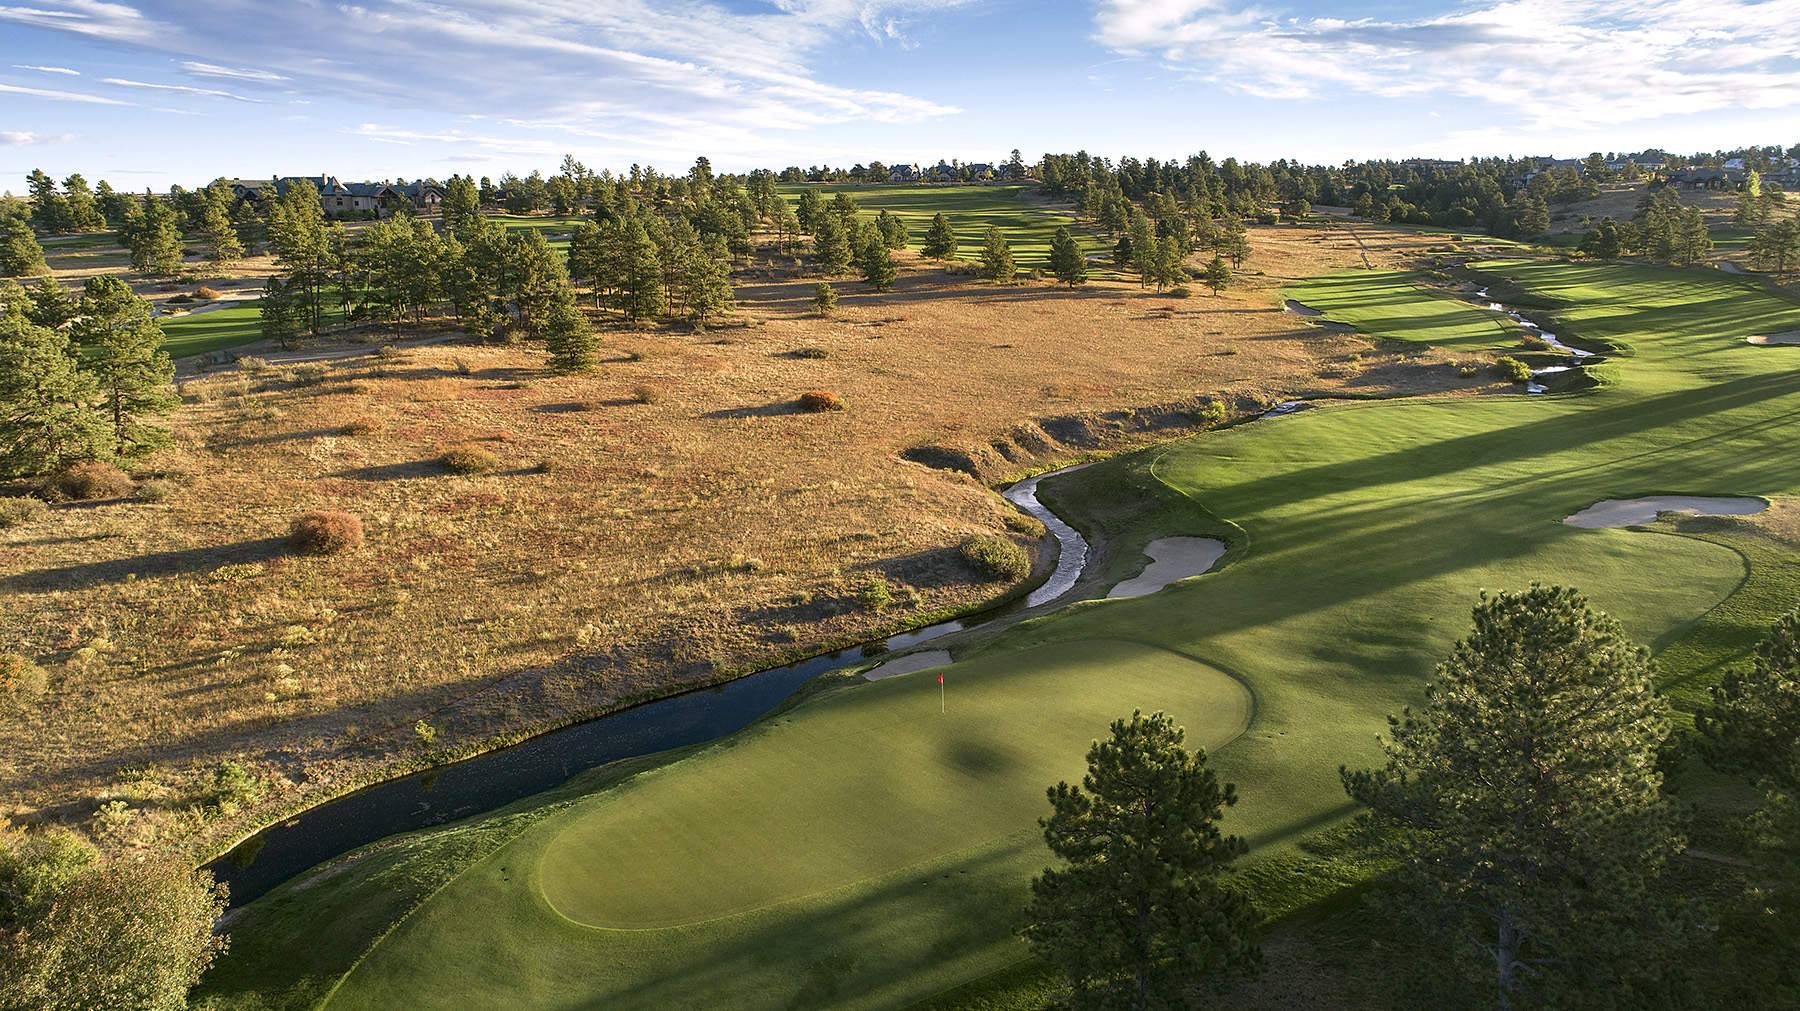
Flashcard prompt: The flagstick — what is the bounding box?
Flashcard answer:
[940,678,945,714]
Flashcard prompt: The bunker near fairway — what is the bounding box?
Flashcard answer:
[1565,496,1769,529]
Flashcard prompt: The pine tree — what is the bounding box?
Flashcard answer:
[25,169,70,235]
[1519,194,1551,236]
[1750,218,1800,272]
[1203,255,1230,295]
[198,198,243,268]
[1734,170,1769,226]
[811,281,837,315]
[1129,216,1157,286]
[979,226,1015,283]
[72,277,176,460]
[93,180,133,228]
[812,214,852,276]
[877,209,909,249]
[1022,711,1261,1008]
[442,175,481,238]
[1217,219,1251,267]
[25,277,78,328]
[615,218,666,322]
[1048,227,1087,287]
[1342,585,1685,1007]
[542,292,597,373]
[258,276,304,349]
[59,174,104,232]
[921,212,958,259]
[0,311,108,475]
[858,233,895,291]
[680,241,734,327]
[796,189,824,233]
[1699,606,1800,790]
[0,218,48,277]
[1579,217,1624,260]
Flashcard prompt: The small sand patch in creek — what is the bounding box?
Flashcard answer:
[1107,537,1228,599]
[1747,331,1800,345]
[1565,496,1768,529]
[864,649,952,681]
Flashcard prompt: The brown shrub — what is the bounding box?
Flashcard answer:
[798,390,846,413]
[439,445,499,474]
[195,285,222,300]
[288,510,363,555]
[632,385,662,405]
[341,417,379,436]
[0,497,47,528]
[46,461,134,501]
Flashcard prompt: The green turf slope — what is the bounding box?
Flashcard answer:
[1281,269,1518,349]
[779,184,1113,273]
[206,258,1800,1010]
[322,641,1247,1009]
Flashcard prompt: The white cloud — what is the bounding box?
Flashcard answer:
[180,60,288,82]
[102,76,264,102]
[12,63,79,74]
[0,0,969,167]
[0,80,131,104]
[1093,0,1800,131]
[0,130,80,145]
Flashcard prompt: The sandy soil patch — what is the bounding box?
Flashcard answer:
[1565,496,1768,528]
[864,649,952,681]
[1107,537,1228,599]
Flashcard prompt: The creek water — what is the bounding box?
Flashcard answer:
[1474,287,1596,394]
[207,462,1096,907]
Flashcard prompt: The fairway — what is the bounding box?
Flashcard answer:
[779,184,1116,272]
[540,639,1249,929]
[160,301,266,358]
[1282,270,1518,349]
[207,257,1800,1010]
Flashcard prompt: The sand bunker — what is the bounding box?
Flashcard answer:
[1747,331,1800,345]
[1565,496,1767,528]
[1107,537,1227,599]
[1283,299,1324,317]
[864,649,951,681]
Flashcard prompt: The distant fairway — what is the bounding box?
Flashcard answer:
[205,258,1800,1010]
[1282,269,1518,349]
[539,639,1249,929]
[778,184,1115,272]
[160,301,265,358]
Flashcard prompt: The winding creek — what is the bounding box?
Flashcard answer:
[209,461,1099,906]
[1473,287,1597,393]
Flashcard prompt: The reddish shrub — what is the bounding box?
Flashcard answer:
[288,511,363,555]
[46,461,134,501]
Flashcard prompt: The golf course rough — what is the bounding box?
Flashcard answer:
[220,258,1800,1011]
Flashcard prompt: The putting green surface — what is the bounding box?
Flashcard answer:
[205,257,1800,1010]
[540,639,1249,929]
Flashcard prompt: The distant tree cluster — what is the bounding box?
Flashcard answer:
[1576,187,1713,265]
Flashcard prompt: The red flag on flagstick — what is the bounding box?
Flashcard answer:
[938,671,945,713]
[937,673,943,684]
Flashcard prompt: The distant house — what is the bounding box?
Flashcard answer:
[888,163,920,183]
[966,163,994,181]
[930,162,958,183]
[1667,168,1747,190]
[227,175,445,217]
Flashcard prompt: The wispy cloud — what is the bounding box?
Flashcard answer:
[0,80,131,104]
[180,60,287,82]
[0,130,81,145]
[0,0,968,165]
[1092,0,1800,131]
[102,76,264,102]
[12,63,79,74]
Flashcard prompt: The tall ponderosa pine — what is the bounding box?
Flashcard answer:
[61,174,105,232]
[979,226,1014,283]
[0,218,48,277]
[858,233,895,291]
[1342,585,1685,1008]
[1048,227,1087,287]
[124,196,183,277]
[812,214,852,276]
[796,188,824,233]
[0,311,108,476]
[1751,218,1800,273]
[542,293,598,373]
[679,241,734,327]
[1203,255,1230,295]
[615,218,666,322]
[197,197,243,268]
[921,212,958,259]
[72,276,176,460]
[1022,711,1261,1009]
[268,181,337,336]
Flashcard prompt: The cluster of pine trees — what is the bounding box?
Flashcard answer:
[0,275,176,477]
[1577,187,1715,265]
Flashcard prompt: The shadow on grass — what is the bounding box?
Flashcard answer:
[2,535,289,593]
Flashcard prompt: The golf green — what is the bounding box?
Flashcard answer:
[539,639,1249,930]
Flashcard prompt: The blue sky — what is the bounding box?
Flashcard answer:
[1,0,1797,190]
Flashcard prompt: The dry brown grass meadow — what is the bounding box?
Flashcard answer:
[1,220,1503,854]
